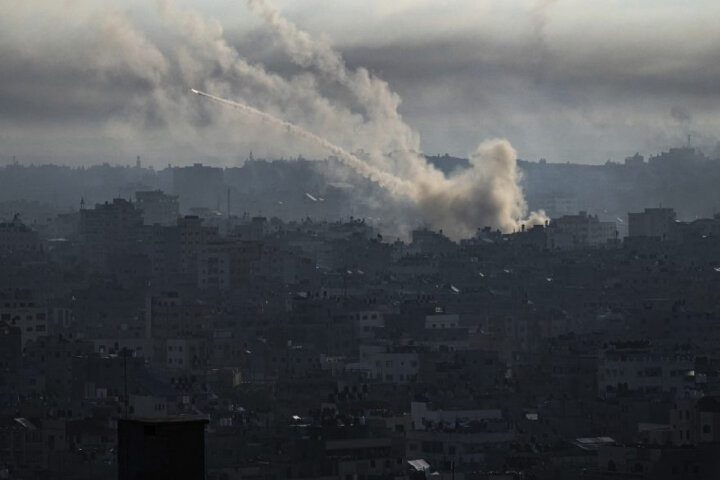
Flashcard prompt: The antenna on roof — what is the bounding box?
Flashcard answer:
[227,188,231,234]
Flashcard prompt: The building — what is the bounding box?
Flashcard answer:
[171,163,223,211]
[197,240,261,290]
[670,396,720,446]
[0,289,49,349]
[624,153,645,167]
[370,352,420,384]
[79,198,144,268]
[0,215,41,254]
[547,211,617,249]
[628,208,677,239]
[178,216,219,276]
[135,190,179,226]
[424,313,460,329]
[407,402,512,471]
[0,320,21,373]
[597,342,695,398]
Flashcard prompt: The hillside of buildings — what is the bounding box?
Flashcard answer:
[3,147,719,240]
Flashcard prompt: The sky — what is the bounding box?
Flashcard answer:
[2,0,720,166]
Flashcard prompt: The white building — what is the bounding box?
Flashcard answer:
[348,351,419,384]
[0,292,49,349]
[165,338,206,372]
[597,344,695,398]
[351,310,385,339]
[411,402,503,431]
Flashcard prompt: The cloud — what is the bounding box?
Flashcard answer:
[1,0,720,167]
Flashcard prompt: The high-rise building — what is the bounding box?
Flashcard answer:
[135,190,179,227]
[79,198,144,268]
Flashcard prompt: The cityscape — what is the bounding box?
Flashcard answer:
[2,1,720,479]
[2,147,720,479]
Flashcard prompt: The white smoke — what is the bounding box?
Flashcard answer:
[245,0,421,159]
[239,0,546,239]
[192,89,416,198]
[2,0,547,239]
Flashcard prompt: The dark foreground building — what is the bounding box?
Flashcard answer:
[118,418,208,480]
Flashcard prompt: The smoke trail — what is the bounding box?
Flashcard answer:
[156,0,384,156]
[244,0,421,160]
[191,89,416,198]
[243,0,547,239]
[194,86,546,239]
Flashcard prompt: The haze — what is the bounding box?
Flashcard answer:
[2,0,719,166]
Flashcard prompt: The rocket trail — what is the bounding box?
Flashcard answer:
[190,88,416,198]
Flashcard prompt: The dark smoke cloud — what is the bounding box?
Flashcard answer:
[671,105,692,124]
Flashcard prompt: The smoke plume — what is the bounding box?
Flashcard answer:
[1,0,546,239]
[192,89,416,198]
[238,0,546,239]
